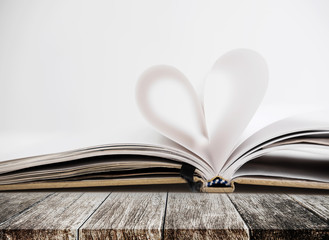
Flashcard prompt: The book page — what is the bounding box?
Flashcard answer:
[0,155,183,185]
[136,49,268,174]
[0,143,215,180]
[233,147,329,183]
[221,110,329,175]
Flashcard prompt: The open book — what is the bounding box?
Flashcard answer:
[1,49,329,192]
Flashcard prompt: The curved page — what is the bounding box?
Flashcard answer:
[222,111,329,174]
[223,143,329,181]
[232,146,329,183]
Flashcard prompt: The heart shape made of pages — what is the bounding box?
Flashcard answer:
[136,49,268,173]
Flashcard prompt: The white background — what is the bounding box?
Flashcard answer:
[1,0,329,145]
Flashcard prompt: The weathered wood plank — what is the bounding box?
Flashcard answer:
[289,194,329,223]
[164,193,249,240]
[228,193,329,239]
[0,192,109,240]
[0,192,52,225]
[79,192,166,240]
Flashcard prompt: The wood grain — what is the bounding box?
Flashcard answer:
[1,192,329,240]
[0,192,109,240]
[164,193,249,240]
[289,194,329,223]
[228,193,329,239]
[79,192,167,240]
[0,192,52,224]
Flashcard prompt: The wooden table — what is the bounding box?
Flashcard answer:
[0,184,329,239]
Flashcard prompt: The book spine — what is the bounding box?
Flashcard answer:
[206,177,230,188]
[180,164,231,192]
